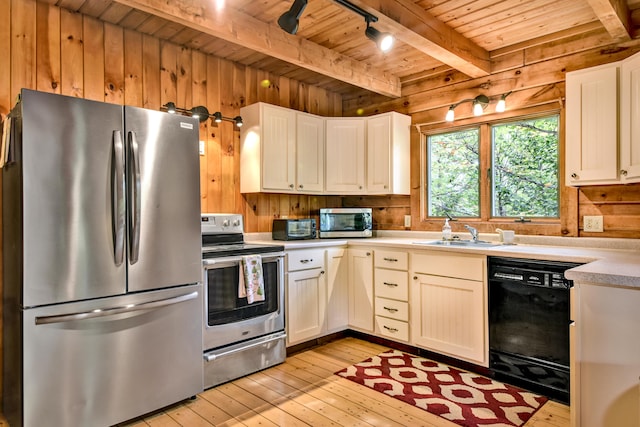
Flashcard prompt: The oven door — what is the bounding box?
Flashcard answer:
[202,253,284,351]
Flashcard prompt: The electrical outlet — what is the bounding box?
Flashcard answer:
[404,215,411,227]
[583,215,604,232]
[199,140,205,156]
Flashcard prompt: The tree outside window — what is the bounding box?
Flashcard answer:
[426,115,559,220]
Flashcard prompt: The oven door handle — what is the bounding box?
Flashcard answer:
[202,253,285,267]
[203,332,286,362]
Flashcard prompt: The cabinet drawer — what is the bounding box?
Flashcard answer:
[375,316,409,341]
[375,268,408,300]
[375,297,408,321]
[287,249,324,271]
[412,252,484,281]
[374,250,408,270]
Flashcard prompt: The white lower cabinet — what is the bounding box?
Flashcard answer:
[373,249,409,342]
[348,248,374,332]
[286,249,326,345]
[410,252,487,366]
[571,282,640,427]
[326,247,349,333]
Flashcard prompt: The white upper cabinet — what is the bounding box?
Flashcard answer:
[325,118,366,193]
[366,112,411,195]
[240,102,323,194]
[566,51,640,186]
[566,63,619,185]
[241,102,411,194]
[621,52,640,182]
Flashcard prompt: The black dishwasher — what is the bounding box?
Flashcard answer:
[488,256,581,403]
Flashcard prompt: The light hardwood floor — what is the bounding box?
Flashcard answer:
[118,337,569,427]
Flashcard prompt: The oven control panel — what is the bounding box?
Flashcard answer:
[201,213,243,233]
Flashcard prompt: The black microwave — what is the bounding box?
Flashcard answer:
[319,208,373,238]
[272,219,317,240]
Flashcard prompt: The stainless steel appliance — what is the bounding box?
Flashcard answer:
[488,257,581,403]
[272,218,316,240]
[201,213,286,389]
[319,207,373,238]
[3,89,203,427]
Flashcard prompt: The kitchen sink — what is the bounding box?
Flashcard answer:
[413,239,500,247]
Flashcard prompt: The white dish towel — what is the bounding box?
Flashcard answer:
[238,255,265,304]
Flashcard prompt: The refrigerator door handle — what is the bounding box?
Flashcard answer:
[128,131,141,264]
[34,290,199,325]
[113,130,126,266]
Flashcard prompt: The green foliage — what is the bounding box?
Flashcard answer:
[427,115,559,219]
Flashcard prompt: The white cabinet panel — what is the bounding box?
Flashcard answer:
[287,268,326,345]
[621,52,640,182]
[348,248,373,332]
[326,247,349,333]
[325,119,366,193]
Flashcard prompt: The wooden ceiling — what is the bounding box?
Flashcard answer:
[44,0,640,100]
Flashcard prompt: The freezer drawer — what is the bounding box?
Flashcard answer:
[203,331,286,389]
[12,284,203,427]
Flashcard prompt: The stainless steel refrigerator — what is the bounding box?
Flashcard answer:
[3,89,204,427]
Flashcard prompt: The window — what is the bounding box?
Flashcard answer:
[426,114,559,220]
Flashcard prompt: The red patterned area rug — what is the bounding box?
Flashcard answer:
[335,350,548,427]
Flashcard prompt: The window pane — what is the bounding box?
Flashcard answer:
[491,116,559,218]
[428,128,480,217]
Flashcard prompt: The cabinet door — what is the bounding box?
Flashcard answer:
[287,268,326,345]
[566,63,619,185]
[296,113,325,193]
[262,105,296,191]
[325,119,366,193]
[367,115,392,193]
[326,247,349,333]
[621,52,640,182]
[411,273,486,365]
[348,248,373,332]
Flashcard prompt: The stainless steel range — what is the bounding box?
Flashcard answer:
[201,214,286,389]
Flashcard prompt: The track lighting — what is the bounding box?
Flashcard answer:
[365,22,394,52]
[278,0,395,52]
[161,103,243,128]
[277,0,307,35]
[444,92,512,122]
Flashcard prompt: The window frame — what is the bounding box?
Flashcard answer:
[419,110,564,234]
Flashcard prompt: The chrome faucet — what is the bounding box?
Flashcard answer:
[464,225,478,242]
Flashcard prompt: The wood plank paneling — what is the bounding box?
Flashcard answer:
[35,1,61,93]
[60,7,83,97]
[103,22,124,104]
[123,29,143,107]
[83,16,105,101]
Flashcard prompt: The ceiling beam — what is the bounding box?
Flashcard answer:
[346,0,490,78]
[113,0,402,97]
[585,0,631,41]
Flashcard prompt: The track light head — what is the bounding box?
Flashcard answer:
[191,106,210,122]
[365,24,394,52]
[278,0,308,35]
[472,95,489,116]
[164,102,176,114]
[234,116,243,128]
[212,112,223,123]
[445,106,455,122]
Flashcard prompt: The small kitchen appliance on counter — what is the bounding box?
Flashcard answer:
[272,218,317,240]
[319,207,373,238]
[201,213,286,389]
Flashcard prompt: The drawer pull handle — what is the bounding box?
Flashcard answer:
[383,257,398,262]
[383,282,398,287]
[383,325,399,333]
[383,306,398,313]
[300,259,312,263]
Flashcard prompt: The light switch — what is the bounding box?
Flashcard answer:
[404,215,411,227]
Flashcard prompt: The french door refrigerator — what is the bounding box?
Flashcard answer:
[3,89,203,427]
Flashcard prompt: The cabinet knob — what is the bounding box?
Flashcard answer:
[289,184,294,188]
[299,184,304,189]
[366,252,371,256]
[359,186,363,190]
[413,276,418,280]
[621,169,628,176]
[571,173,577,179]
[320,270,325,275]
